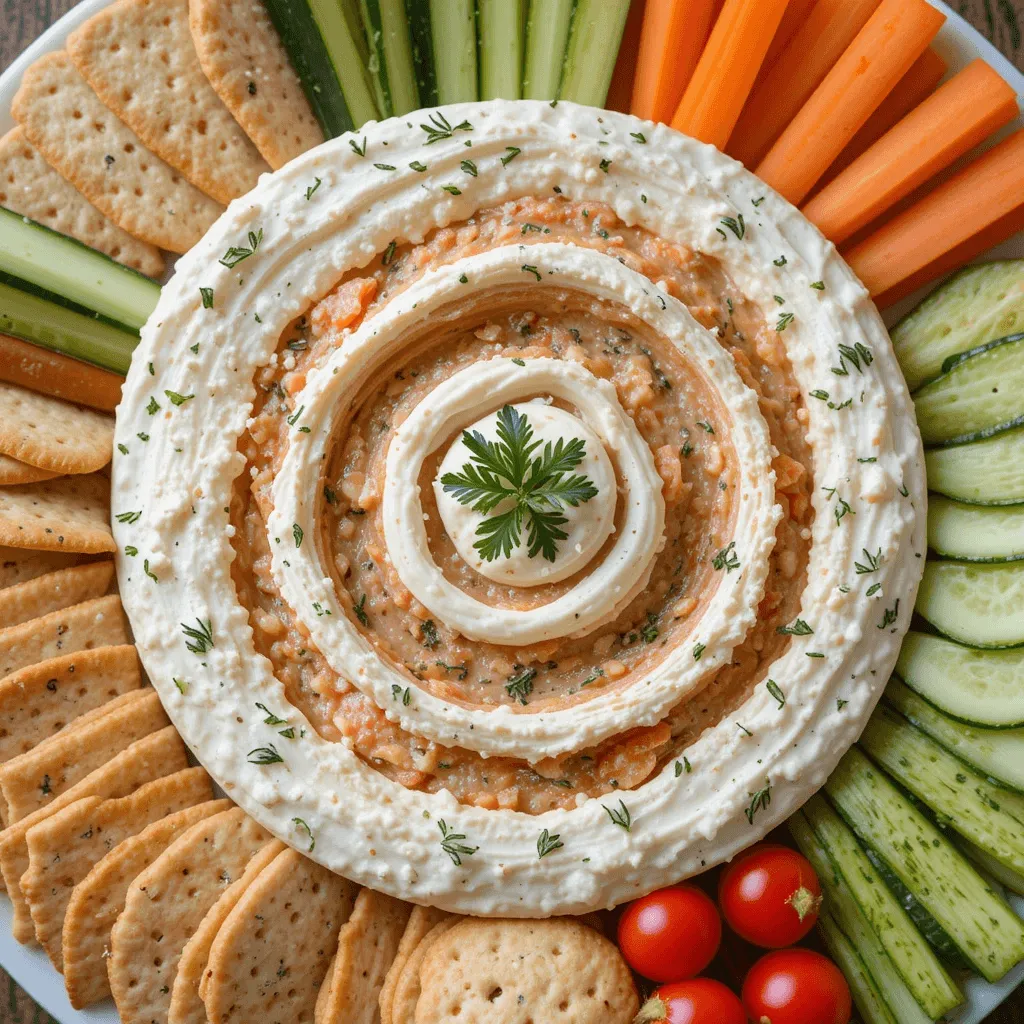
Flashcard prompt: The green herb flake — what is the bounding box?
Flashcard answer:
[603,800,632,831]
[247,744,284,765]
[460,159,478,176]
[165,390,194,407]
[143,559,158,582]
[745,779,772,824]
[292,817,315,851]
[777,618,813,636]
[219,228,263,269]
[305,177,322,200]
[505,666,537,705]
[501,146,522,166]
[438,819,478,865]
[181,617,214,655]
[354,594,369,626]
[766,678,786,709]
[292,523,303,548]
[199,287,214,309]
[537,829,563,858]
[421,111,473,145]
[420,620,439,649]
[146,397,160,415]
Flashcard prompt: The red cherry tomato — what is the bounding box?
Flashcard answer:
[640,978,746,1024]
[718,843,822,948]
[742,948,852,1024]
[617,884,722,982]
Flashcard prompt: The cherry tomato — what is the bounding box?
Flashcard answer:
[617,884,722,982]
[718,843,822,948]
[742,948,852,1024]
[638,978,746,1024]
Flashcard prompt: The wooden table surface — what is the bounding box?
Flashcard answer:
[3,0,1024,1021]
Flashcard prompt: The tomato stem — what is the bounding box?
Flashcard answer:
[787,884,822,922]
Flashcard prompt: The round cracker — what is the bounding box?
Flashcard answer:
[390,919,458,1024]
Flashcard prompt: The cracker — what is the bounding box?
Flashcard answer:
[169,839,285,1024]
[315,889,411,1024]
[0,561,113,630]
[23,765,212,967]
[62,798,230,1009]
[414,919,639,1024]
[0,474,114,554]
[389,919,458,1024]
[11,52,224,254]
[0,645,140,765]
[0,546,81,590]
[201,846,358,1024]
[188,0,323,170]
[109,805,273,1024]
[0,724,187,943]
[68,0,269,206]
[379,907,452,1024]
[0,127,164,278]
[0,688,165,824]
[0,382,114,475]
[0,456,58,486]
[0,594,128,679]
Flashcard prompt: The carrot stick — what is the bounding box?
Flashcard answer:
[845,129,1024,298]
[630,0,715,124]
[670,0,792,151]
[0,333,123,411]
[755,0,945,206]
[761,0,819,72]
[804,60,1018,245]
[728,0,882,168]
[606,0,648,112]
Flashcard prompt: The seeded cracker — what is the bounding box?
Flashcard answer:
[0,474,114,554]
[0,547,81,590]
[11,52,223,253]
[0,561,113,630]
[389,919,458,1024]
[189,0,324,169]
[109,806,273,1024]
[201,846,358,1024]
[0,456,58,486]
[0,127,164,278]
[62,798,230,1009]
[23,765,213,967]
[67,0,269,205]
[379,907,452,1024]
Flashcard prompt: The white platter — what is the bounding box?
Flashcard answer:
[1,1,1023,1020]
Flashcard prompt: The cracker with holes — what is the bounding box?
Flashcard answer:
[108,806,274,1024]
[189,0,323,169]
[62,798,230,1009]
[201,846,358,1024]
[389,918,458,1024]
[379,907,452,1024]
[0,561,113,631]
[0,127,164,278]
[23,765,213,966]
[11,52,223,253]
[67,0,269,205]
[0,594,128,679]
[0,456,58,486]
[0,546,81,590]
[0,474,114,554]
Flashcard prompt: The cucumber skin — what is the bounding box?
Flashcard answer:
[404,0,438,106]
[523,0,575,100]
[559,0,632,107]
[0,270,141,338]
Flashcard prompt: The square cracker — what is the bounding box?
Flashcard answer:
[11,52,223,254]
[22,765,213,967]
[0,546,82,590]
[316,889,412,1024]
[0,687,166,824]
[201,847,358,1024]
[0,644,140,765]
[0,560,113,630]
[0,456,58,486]
[109,805,274,1024]
[189,0,324,170]
[379,907,451,1024]
[0,474,114,554]
[0,724,188,943]
[0,127,164,279]
[0,594,128,679]
[0,382,114,475]
[62,797,231,1009]
[67,0,269,206]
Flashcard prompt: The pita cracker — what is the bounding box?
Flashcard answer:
[23,765,213,967]
[0,474,114,554]
[0,127,164,279]
[0,724,187,943]
[189,0,323,169]
[68,0,269,205]
[379,906,451,1024]
[0,456,58,486]
[201,847,358,1024]
[0,560,113,630]
[0,594,128,679]
[109,806,273,1024]
[389,919,458,1024]
[63,798,230,1009]
[315,889,411,1024]
[0,546,81,590]
[169,839,285,1024]
[11,52,223,253]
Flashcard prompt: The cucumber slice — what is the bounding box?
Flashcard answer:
[892,260,1024,392]
[523,0,574,100]
[926,426,1024,505]
[817,916,899,1024]
[792,801,954,1021]
[959,835,1024,897]
[360,0,419,117]
[916,560,1024,648]
[404,0,438,107]
[928,495,1024,563]
[0,278,137,376]
[826,745,1024,982]
[430,0,478,103]
[308,0,380,126]
[559,0,632,107]
[0,208,159,332]
[478,0,524,100]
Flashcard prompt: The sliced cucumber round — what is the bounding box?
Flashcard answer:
[914,334,1024,445]
[925,426,1024,505]
[928,495,1024,563]
[916,561,1024,649]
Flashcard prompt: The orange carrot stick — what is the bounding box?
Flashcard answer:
[670,0,792,151]
[845,129,1024,298]
[0,334,123,411]
[761,0,819,72]
[729,0,882,168]
[606,0,648,113]
[630,0,716,124]
[755,0,945,206]
[805,60,1018,245]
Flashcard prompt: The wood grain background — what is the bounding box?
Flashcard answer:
[2,1,1023,1021]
